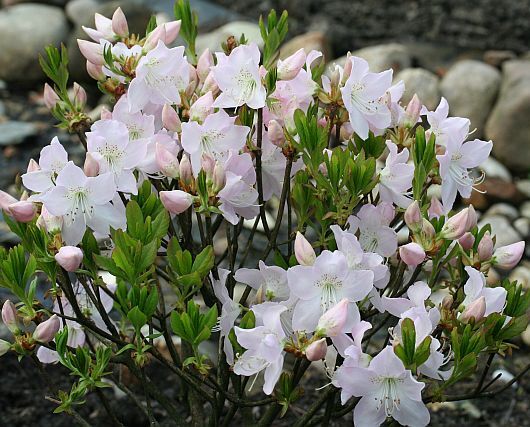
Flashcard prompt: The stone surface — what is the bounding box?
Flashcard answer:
[477,215,521,248]
[0,4,70,82]
[480,156,512,182]
[514,217,530,237]
[65,0,102,25]
[440,60,501,137]
[510,263,530,290]
[521,201,530,220]
[483,50,517,68]
[279,31,332,62]
[485,60,530,172]
[516,180,530,198]
[195,21,262,55]
[464,178,526,209]
[351,43,411,73]
[0,121,39,146]
[484,203,519,220]
[395,68,440,110]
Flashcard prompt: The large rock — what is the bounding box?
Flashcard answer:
[280,32,332,62]
[0,4,70,82]
[485,60,530,172]
[441,60,501,137]
[0,121,39,146]
[477,215,521,248]
[395,68,440,110]
[195,21,262,55]
[351,43,412,73]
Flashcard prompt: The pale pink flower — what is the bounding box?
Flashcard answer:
[426,97,470,147]
[379,141,414,208]
[82,12,116,42]
[462,266,506,317]
[234,260,289,301]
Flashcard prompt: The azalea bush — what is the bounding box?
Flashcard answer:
[0,2,528,426]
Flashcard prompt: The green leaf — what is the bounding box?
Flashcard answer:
[127,306,147,331]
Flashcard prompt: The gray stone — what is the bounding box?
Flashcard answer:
[279,31,331,62]
[195,21,262,55]
[351,43,412,73]
[521,201,530,220]
[395,68,441,111]
[0,4,70,82]
[484,203,519,220]
[510,263,530,290]
[65,0,102,25]
[0,100,5,117]
[480,156,512,182]
[441,60,501,137]
[514,217,530,238]
[0,121,38,146]
[485,60,530,172]
[478,215,521,248]
[516,180,530,198]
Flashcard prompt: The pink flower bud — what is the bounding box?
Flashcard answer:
[197,48,213,82]
[458,232,475,251]
[100,106,112,120]
[144,26,166,51]
[428,197,444,219]
[404,200,422,233]
[33,315,60,343]
[84,152,100,177]
[212,162,226,192]
[155,143,180,179]
[186,65,198,98]
[441,207,474,240]
[201,153,215,178]
[160,190,193,214]
[399,242,426,267]
[43,83,60,109]
[189,91,214,123]
[316,298,349,337]
[73,82,87,108]
[37,206,63,233]
[401,94,422,128]
[465,205,477,230]
[7,201,36,223]
[26,158,40,173]
[55,246,83,272]
[0,339,9,356]
[421,218,436,239]
[86,61,105,81]
[341,53,353,84]
[477,231,494,261]
[277,48,306,80]
[442,294,454,310]
[179,154,193,184]
[493,241,525,270]
[0,190,17,211]
[162,104,181,132]
[2,300,18,334]
[111,7,128,38]
[460,296,486,323]
[305,338,327,361]
[294,232,316,266]
[267,120,285,147]
[77,40,104,66]
[201,71,219,96]
[163,21,181,44]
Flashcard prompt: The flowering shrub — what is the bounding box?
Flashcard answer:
[0,2,528,426]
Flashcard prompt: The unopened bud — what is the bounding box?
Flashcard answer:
[401,94,422,128]
[43,83,60,109]
[441,207,474,240]
[163,20,181,44]
[84,152,100,177]
[73,83,87,108]
[201,71,219,96]
[404,200,422,233]
[162,104,181,133]
[160,190,193,214]
[277,48,306,80]
[316,298,348,337]
[2,300,19,334]
[100,106,112,120]
[460,296,486,323]
[33,315,60,343]
[294,232,316,266]
[86,61,105,81]
[477,231,494,262]
[144,26,166,51]
[37,206,63,233]
[442,294,454,310]
[201,154,215,179]
[55,246,83,272]
[305,338,327,361]
[7,201,36,223]
[268,120,285,147]
[212,162,226,192]
[493,241,525,270]
[341,53,353,84]
[197,48,213,82]
[77,39,104,65]
[0,339,10,356]
[458,232,475,251]
[186,65,198,98]
[428,197,444,219]
[189,91,214,123]
[155,143,179,179]
[111,7,128,38]
[179,154,193,184]
[399,242,426,267]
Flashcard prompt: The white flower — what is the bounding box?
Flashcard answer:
[379,141,414,209]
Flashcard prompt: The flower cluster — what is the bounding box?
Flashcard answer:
[0,4,527,427]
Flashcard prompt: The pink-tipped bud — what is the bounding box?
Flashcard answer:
[162,104,181,133]
[186,65,198,98]
[155,143,180,179]
[43,83,60,109]
[442,294,454,310]
[0,190,17,211]
[143,26,166,51]
[458,232,475,251]
[0,339,9,356]
[86,61,105,81]
[33,315,60,343]
[100,106,112,120]
[294,232,316,266]
[317,298,349,337]
[460,296,486,323]
[201,154,215,179]
[493,241,525,270]
[341,53,353,84]
[201,71,219,96]
[179,154,193,184]
[401,94,422,128]
[428,197,444,219]
[399,242,426,267]
[404,200,422,233]
[189,91,214,123]
[305,338,327,361]
[111,7,128,38]
[160,190,193,214]
[7,201,36,223]
[277,48,306,80]
[441,207,474,240]
[73,83,87,108]
[197,48,213,82]
[37,206,63,233]
[55,246,83,272]
[268,120,285,147]
[84,152,100,177]
[2,300,18,334]
[77,39,104,65]
[212,162,226,192]
[26,158,40,173]
[163,20,181,44]
[477,231,494,261]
